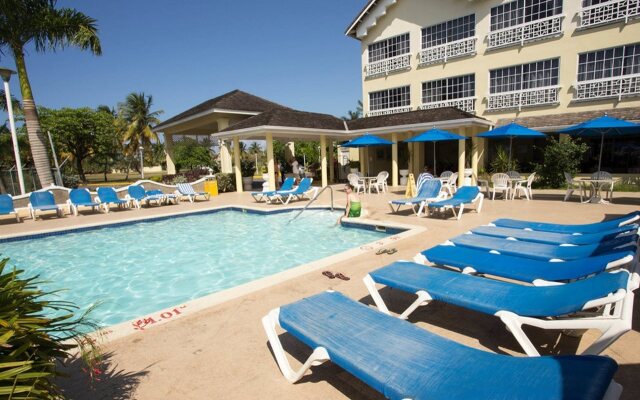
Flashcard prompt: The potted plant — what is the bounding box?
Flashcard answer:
[240,159,255,191]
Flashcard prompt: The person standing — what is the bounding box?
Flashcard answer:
[291,158,300,182]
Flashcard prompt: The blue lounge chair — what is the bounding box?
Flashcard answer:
[67,188,101,216]
[470,224,639,245]
[449,232,637,261]
[415,244,636,284]
[127,185,164,209]
[251,177,295,202]
[388,178,445,216]
[270,178,316,205]
[263,291,622,399]
[427,185,484,220]
[96,187,130,213]
[28,190,62,220]
[364,261,638,356]
[176,182,209,203]
[491,211,640,234]
[0,194,20,222]
[146,189,178,205]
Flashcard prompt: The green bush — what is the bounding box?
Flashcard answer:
[490,146,518,173]
[216,173,235,192]
[0,258,101,399]
[534,137,589,188]
[240,160,255,177]
[171,175,187,184]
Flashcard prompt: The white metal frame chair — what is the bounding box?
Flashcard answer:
[512,172,536,200]
[347,173,366,194]
[372,171,389,193]
[564,172,585,202]
[491,173,511,200]
[442,172,458,195]
[592,171,615,201]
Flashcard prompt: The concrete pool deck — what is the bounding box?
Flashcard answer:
[2,186,639,399]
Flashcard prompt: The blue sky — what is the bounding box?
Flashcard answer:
[1,0,366,123]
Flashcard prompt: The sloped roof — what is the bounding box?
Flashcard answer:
[155,90,290,130]
[497,107,640,131]
[345,0,379,38]
[346,107,483,130]
[219,109,346,132]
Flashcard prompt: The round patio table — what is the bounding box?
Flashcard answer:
[362,176,379,194]
[574,177,618,204]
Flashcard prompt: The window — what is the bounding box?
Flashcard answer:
[582,0,612,6]
[578,43,640,81]
[369,86,411,111]
[422,75,475,103]
[368,33,410,63]
[490,59,559,93]
[422,14,475,48]
[490,0,563,31]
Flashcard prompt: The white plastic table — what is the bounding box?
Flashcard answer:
[574,177,618,204]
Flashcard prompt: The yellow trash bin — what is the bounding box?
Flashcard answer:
[204,180,219,196]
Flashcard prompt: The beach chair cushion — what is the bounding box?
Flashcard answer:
[29,191,59,210]
[0,194,16,215]
[278,291,618,400]
[471,224,638,245]
[369,261,629,317]
[390,179,442,205]
[97,187,128,204]
[69,189,100,207]
[428,186,479,208]
[492,211,640,234]
[421,245,635,283]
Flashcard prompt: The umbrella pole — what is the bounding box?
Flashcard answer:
[433,142,436,176]
[509,137,513,168]
[598,132,604,173]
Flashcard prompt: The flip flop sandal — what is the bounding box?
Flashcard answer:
[335,273,350,281]
[386,248,398,255]
[376,248,388,255]
[322,271,335,279]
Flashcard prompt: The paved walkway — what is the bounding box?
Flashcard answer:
[3,186,639,399]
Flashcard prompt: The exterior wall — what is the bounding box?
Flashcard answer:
[359,0,640,124]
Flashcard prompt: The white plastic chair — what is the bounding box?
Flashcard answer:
[491,173,511,200]
[372,171,389,193]
[563,172,584,202]
[512,172,536,200]
[347,173,366,194]
[591,171,614,201]
[506,171,521,180]
[442,172,458,195]
[439,171,453,179]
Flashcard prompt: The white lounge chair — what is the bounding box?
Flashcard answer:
[176,182,210,203]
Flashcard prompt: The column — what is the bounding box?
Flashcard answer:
[477,128,487,170]
[391,132,398,186]
[458,128,466,187]
[218,118,232,173]
[320,135,328,187]
[328,139,334,183]
[266,133,275,191]
[412,142,420,176]
[164,133,176,175]
[233,136,243,193]
[407,134,413,177]
[471,133,479,185]
[417,141,425,173]
[359,148,365,175]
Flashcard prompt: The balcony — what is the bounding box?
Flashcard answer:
[418,37,477,65]
[487,86,560,111]
[574,74,640,101]
[367,106,413,117]
[365,54,411,78]
[419,97,476,113]
[580,0,639,28]
[487,15,564,49]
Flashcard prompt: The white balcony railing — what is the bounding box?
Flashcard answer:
[365,54,411,77]
[580,0,640,28]
[367,106,413,117]
[418,37,477,65]
[487,15,564,49]
[574,74,640,101]
[487,86,561,111]
[418,97,476,113]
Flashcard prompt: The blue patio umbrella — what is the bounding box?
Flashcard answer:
[559,115,640,172]
[405,128,466,175]
[342,133,394,174]
[477,122,546,164]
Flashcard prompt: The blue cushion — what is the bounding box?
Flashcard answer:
[492,211,640,234]
[450,233,637,261]
[422,245,635,282]
[369,261,629,317]
[279,291,617,400]
[471,224,638,245]
[0,194,15,214]
[429,186,479,208]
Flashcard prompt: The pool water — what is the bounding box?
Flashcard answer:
[1,209,389,328]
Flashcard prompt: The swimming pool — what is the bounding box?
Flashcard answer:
[1,208,391,329]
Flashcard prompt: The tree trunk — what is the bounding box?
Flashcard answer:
[75,157,86,182]
[13,49,54,187]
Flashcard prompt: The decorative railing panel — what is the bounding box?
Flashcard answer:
[365,54,411,77]
[419,97,476,113]
[367,106,413,117]
[418,37,477,65]
[487,86,560,111]
[580,0,640,28]
[575,74,640,101]
[487,15,564,49]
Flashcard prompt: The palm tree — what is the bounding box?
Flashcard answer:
[0,0,102,187]
[118,92,163,157]
[341,100,363,121]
